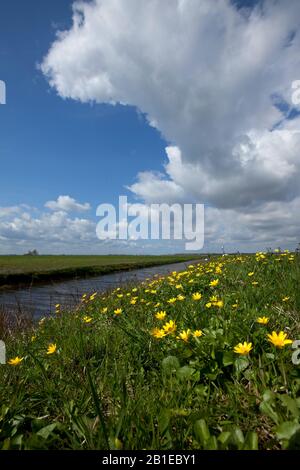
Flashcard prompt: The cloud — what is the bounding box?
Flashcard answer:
[40,0,300,250]
[45,195,91,212]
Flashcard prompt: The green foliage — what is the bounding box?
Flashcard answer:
[0,252,300,449]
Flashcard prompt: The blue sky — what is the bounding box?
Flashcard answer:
[0,0,166,210]
[0,0,300,254]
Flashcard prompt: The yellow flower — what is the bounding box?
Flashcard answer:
[232,304,238,308]
[168,297,177,304]
[282,296,290,302]
[267,331,293,348]
[205,302,212,308]
[234,342,253,355]
[192,292,202,301]
[248,272,254,277]
[117,294,123,298]
[55,304,60,309]
[216,300,224,308]
[155,311,167,320]
[31,335,36,342]
[130,299,137,305]
[177,329,191,342]
[257,316,269,325]
[102,307,108,313]
[209,279,219,287]
[132,288,137,292]
[8,356,24,366]
[114,308,122,315]
[151,328,166,339]
[47,343,57,355]
[252,281,259,286]
[163,320,177,334]
[193,330,203,338]
[177,294,185,301]
[83,316,92,323]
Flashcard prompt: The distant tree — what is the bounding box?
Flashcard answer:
[24,249,39,256]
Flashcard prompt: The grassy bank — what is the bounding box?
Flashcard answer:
[1,252,300,450]
[0,254,200,287]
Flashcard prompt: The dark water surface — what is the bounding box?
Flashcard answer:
[0,260,201,319]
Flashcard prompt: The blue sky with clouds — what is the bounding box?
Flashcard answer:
[0,0,166,209]
[1,0,300,254]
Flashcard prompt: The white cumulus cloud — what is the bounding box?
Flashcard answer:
[45,195,91,212]
[40,0,300,250]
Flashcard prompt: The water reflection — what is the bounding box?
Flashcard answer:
[0,260,200,319]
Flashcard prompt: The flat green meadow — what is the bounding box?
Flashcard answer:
[0,254,198,287]
[1,251,300,450]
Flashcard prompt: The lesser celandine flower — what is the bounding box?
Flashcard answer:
[151,328,166,339]
[155,311,167,320]
[47,343,57,355]
[167,297,177,304]
[267,331,293,348]
[209,279,219,287]
[193,330,203,338]
[102,307,108,313]
[192,292,202,301]
[282,296,290,302]
[114,308,122,315]
[177,329,191,342]
[130,299,137,305]
[257,316,269,325]
[252,281,259,286]
[234,342,253,355]
[177,294,185,301]
[8,356,24,366]
[163,320,177,334]
[248,272,254,277]
[83,316,92,323]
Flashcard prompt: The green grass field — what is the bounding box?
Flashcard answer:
[0,254,200,287]
[1,252,300,450]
